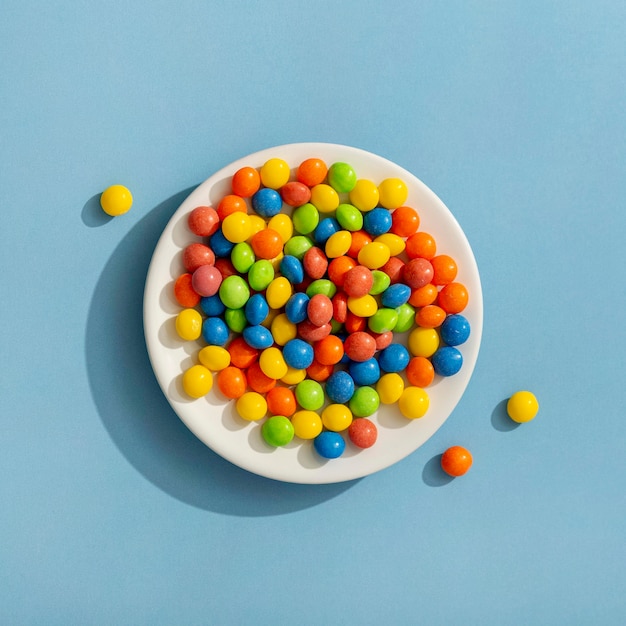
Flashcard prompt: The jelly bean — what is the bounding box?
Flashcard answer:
[291,410,323,439]
[406,231,436,259]
[266,277,292,309]
[378,344,410,373]
[343,265,373,298]
[243,324,274,349]
[328,162,357,193]
[224,308,247,333]
[363,208,392,236]
[344,311,367,334]
[349,179,379,212]
[227,337,259,369]
[398,386,429,419]
[310,183,339,213]
[358,241,390,269]
[349,358,381,386]
[292,203,320,235]
[336,203,363,231]
[284,292,309,325]
[282,338,314,370]
[347,294,378,318]
[266,386,297,417]
[231,166,261,197]
[247,260,275,291]
[100,184,132,216]
[406,356,435,387]
[262,415,295,446]
[297,157,328,187]
[349,386,380,417]
[236,391,268,421]
[325,370,355,404]
[408,283,438,308]
[507,391,539,423]
[314,431,345,458]
[322,404,353,432]
[280,255,304,285]
[230,242,255,273]
[347,230,373,258]
[281,181,312,207]
[375,233,405,256]
[268,213,293,243]
[198,345,231,371]
[175,308,202,341]
[380,257,405,284]
[270,313,297,345]
[369,330,393,350]
[283,235,313,259]
[441,446,473,476]
[376,372,405,404]
[217,366,247,399]
[174,273,201,308]
[314,334,344,365]
[369,270,391,295]
[192,265,222,297]
[431,254,458,285]
[295,379,324,411]
[437,282,469,314]
[259,346,288,379]
[188,205,220,237]
[403,258,434,289]
[303,247,329,279]
[219,275,250,309]
[214,257,238,279]
[348,418,378,448]
[306,279,337,299]
[281,366,307,385]
[390,206,419,237]
[440,314,471,346]
[244,293,269,326]
[381,283,411,308]
[416,305,446,329]
[331,292,348,324]
[408,327,440,357]
[327,256,356,288]
[251,228,283,259]
[367,307,398,333]
[325,230,352,258]
[260,157,290,189]
[183,242,215,273]
[297,320,332,342]
[246,361,277,393]
[378,177,408,209]
[394,303,416,333]
[222,212,253,244]
[182,364,213,398]
[306,294,332,327]
[202,316,230,346]
[343,331,376,362]
[217,194,247,221]
[252,188,283,217]
[306,358,335,382]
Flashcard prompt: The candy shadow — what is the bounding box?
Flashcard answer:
[85,187,357,516]
[81,193,114,227]
[491,398,520,432]
[421,454,454,487]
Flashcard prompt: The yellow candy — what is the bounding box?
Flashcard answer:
[236,391,268,421]
[198,345,231,371]
[100,184,133,216]
[291,410,323,439]
[260,158,290,189]
[270,313,297,345]
[175,308,202,341]
[268,214,293,243]
[357,241,391,269]
[325,230,352,258]
[347,294,378,317]
[376,373,405,404]
[507,391,539,423]
[310,183,340,213]
[349,179,379,212]
[246,214,266,240]
[281,366,307,385]
[182,364,213,398]
[321,404,353,432]
[266,277,292,309]
[398,386,430,419]
[222,212,252,243]
[378,177,408,209]
[375,233,405,256]
[408,327,440,357]
[259,347,288,379]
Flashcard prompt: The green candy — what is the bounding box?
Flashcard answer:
[394,303,416,333]
[295,379,325,411]
[369,270,391,295]
[335,203,363,232]
[349,386,380,417]
[247,260,274,291]
[218,275,250,309]
[306,279,337,298]
[368,308,398,334]
[292,203,320,235]
[328,162,357,193]
[230,242,255,273]
[262,416,295,447]
[224,308,247,333]
[283,235,313,259]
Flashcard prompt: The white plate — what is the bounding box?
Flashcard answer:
[143,143,483,484]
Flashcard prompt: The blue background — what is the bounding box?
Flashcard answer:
[2,1,625,623]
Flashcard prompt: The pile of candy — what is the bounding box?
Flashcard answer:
[171,156,471,459]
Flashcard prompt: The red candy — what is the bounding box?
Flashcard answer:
[403,258,434,289]
[343,265,373,297]
[281,181,312,207]
[191,265,222,297]
[297,320,332,342]
[214,258,238,279]
[307,294,333,327]
[348,418,378,448]
[183,243,215,273]
[369,330,393,350]
[331,291,348,323]
[380,257,405,284]
[343,331,376,362]
[303,247,329,280]
[187,206,219,237]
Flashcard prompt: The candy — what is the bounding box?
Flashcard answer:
[262,415,295,446]
[347,230,372,258]
[217,366,247,399]
[306,278,337,299]
[321,404,353,432]
[327,256,356,288]
[283,235,313,259]
[377,344,410,373]
[349,386,380,417]
[281,366,306,386]
[259,346,288,379]
[369,270,391,295]
[191,265,222,297]
[182,364,213,398]
[252,187,283,217]
[325,230,352,258]
[297,158,328,187]
[349,179,379,212]
[280,255,304,285]
[231,242,256,273]
[363,208,392,236]
[282,338,315,370]
[348,418,378,448]
[441,446,473,476]
[343,265,373,297]
[268,214,293,243]
[270,313,297,345]
[408,327,440,358]
[236,391,268,421]
[437,282,469,314]
[416,305,447,329]
[217,194,247,220]
[375,233,405,256]
[403,258,434,289]
[381,283,410,308]
[314,431,346,458]
[347,294,378,318]
[394,304,416,333]
[242,324,274,349]
[221,212,253,243]
[390,206,419,237]
[266,386,297,417]
[297,320,332,342]
[202,316,229,346]
[247,361,277,393]
[100,184,132,216]
[328,162,357,193]
[343,331,376,362]
[174,273,201,308]
[292,203,320,235]
[313,217,340,245]
[244,293,270,326]
[266,277,292,309]
[367,307,398,333]
[281,181,311,207]
[336,203,363,231]
[295,379,324,411]
[260,158,290,189]
[291,410,323,439]
[231,166,261,197]
[227,337,259,369]
[310,183,339,213]
[219,275,250,309]
[378,178,408,209]
[183,242,215,273]
[348,358,381,386]
[314,335,344,365]
[251,228,283,259]
[198,345,231,371]
[507,391,539,423]
[325,370,355,404]
[303,247,329,279]
[430,254,458,285]
[406,231,436,259]
[398,386,429,419]
[376,372,405,404]
[209,228,235,257]
[357,241,390,269]
[406,356,435,387]
[176,308,202,341]
[247,260,275,291]
[188,206,220,237]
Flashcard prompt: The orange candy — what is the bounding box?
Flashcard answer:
[227,337,259,369]
[390,206,420,237]
[327,256,356,288]
[231,166,261,198]
[408,283,438,308]
[345,311,367,333]
[431,254,458,285]
[314,335,345,365]
[437,282,469,314]
[246,361,277,394]
[217,194,247,220]
[306,359,334,382]
[406,231,436,260]
[296,158,328,187]
[416,305,447,329]
[174,273,201,308]
[251,228,283,259]
[441,446,473,477]
[217,366,247,399]
[406,356,435,387]
[266,386,296,417]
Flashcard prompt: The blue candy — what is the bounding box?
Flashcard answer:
[431,346,463,376]
[282,338,314,369]
[381,283,411,308]
[349,358,381,386]
[285,292,310,324]
[242,325,274,350]
[209,227,235,257]
[325,370,355,403]
[314,431,346,459]
[313,217,340,245]
[363,208,392,236]
[440,314,471,346]
[378,343,410,373]
[251,188,283,217]
[201,317,229,346]
[200,294,225,317]
[280,255,304,284]
[244,293,269,326]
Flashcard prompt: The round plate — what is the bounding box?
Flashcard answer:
[143,143,483,484]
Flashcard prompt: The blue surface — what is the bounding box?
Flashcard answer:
[2,1,626,623]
